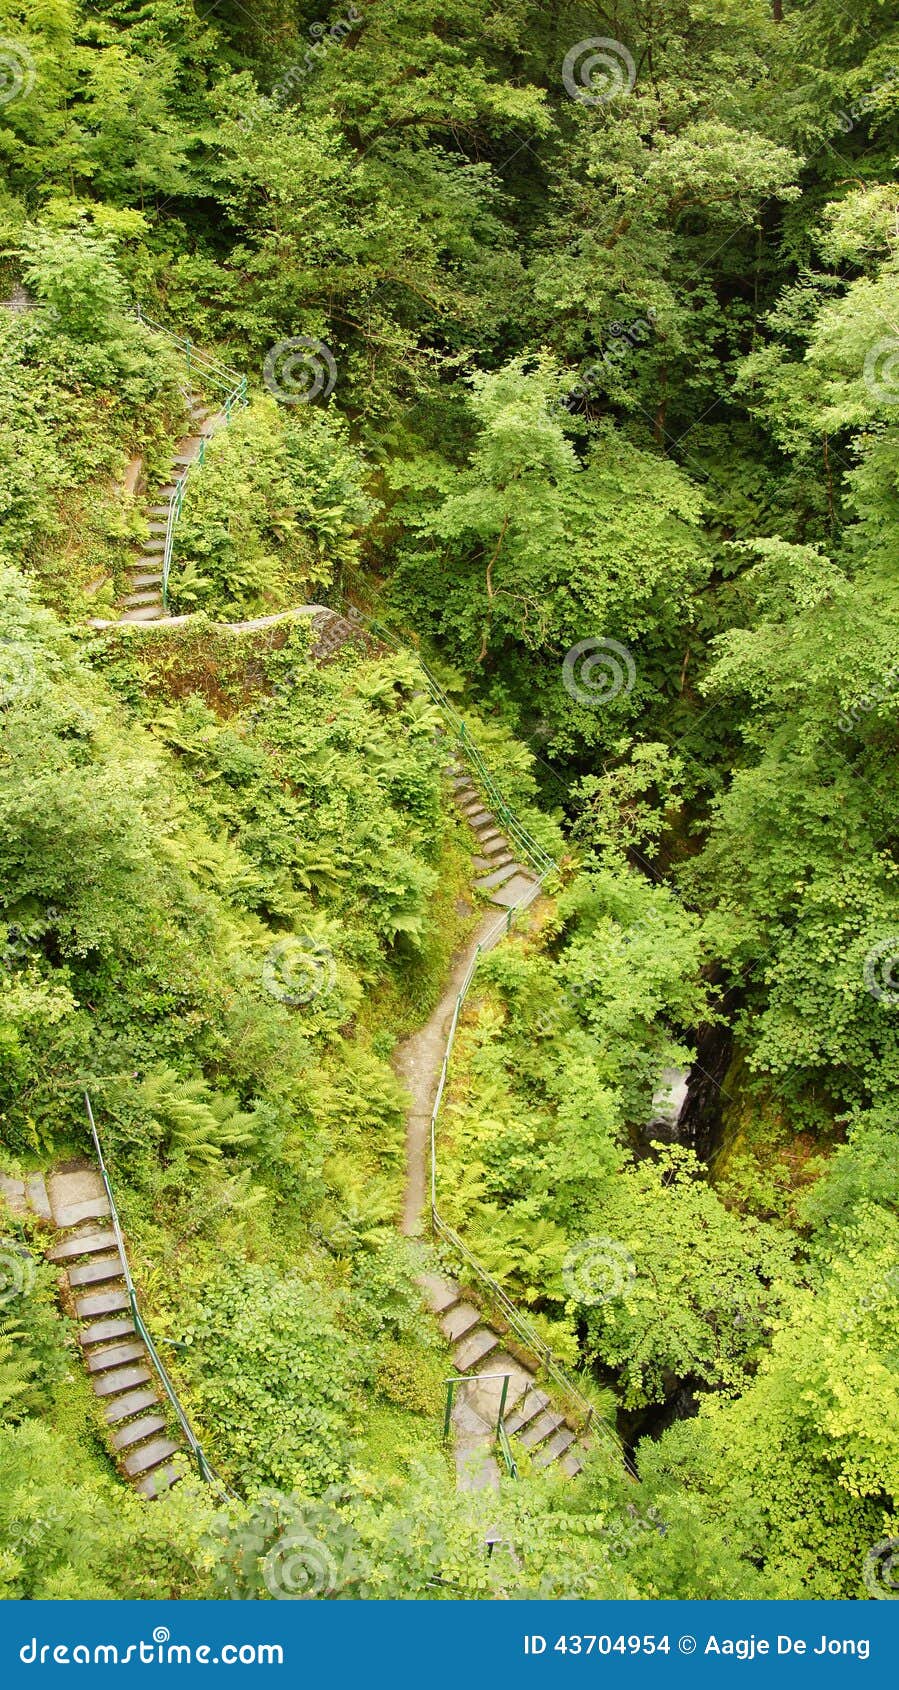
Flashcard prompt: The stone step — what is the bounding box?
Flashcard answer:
[0,1174,27,1215]
[534,1426,577,1468]
[518,1407,567,1451]
[475,830,506,851]
[122,598,161,618]
[92,1364,153,1398]
[146,521,168,535]
[104,1387,159,1425]
[559,1451,584,1478]
[26,1173,53,1221]
[465,1352,532,1420]
[149,504,173,517]
[141,539,166,554]
[476,862,524,891]
[453,1327,499,1372]
[490,872,539,908]
[79,1317,136,1347]
[53,1196,111,1230]
[136,1462,181,1499]
[111,1413,167,1452]
[440,1302,481,1343]
[504,1388,550,1436]
[155,484,179,499]
[465,809,496,830]
[172,451,199,467]
[75,1288,131,1319]
[49,1229,119,1263]
[67,1254,125,1288]
[122,1436,180,1478]
[120,607,165,624]
[417,1272,461,1315]
[128,572,164,590]
[85,1340,147,1374]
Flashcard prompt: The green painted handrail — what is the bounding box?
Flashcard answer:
[329,607,629,1472]
[133,306,248,609]
[83,1093,233,1498]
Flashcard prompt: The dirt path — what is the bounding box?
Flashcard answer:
[395,911,500,1236]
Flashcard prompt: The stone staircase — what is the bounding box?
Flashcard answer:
[1,1162,186,1498]
[419,1271,587,1490]
[450,765,541,910]
[414,773,591,1490]
[119,387,227,623]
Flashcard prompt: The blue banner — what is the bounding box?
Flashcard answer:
[0,1602,896,1688]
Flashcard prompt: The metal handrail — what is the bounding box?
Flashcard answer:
[327,606,627,1467]
[83,1094,233,1497]
[339,608,557,879]
[133,306,249,608]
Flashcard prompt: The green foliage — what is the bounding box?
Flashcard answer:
[170,400,374,618]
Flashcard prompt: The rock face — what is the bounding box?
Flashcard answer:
[648,1066,691,1136]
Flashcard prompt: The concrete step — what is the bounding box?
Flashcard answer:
[466,1351,532,1420]
[122,1436,180,1478]
[534,1426,577,1468]
[122,598,161,618]
[490,872,538,908]
[504,1388,550,1436]
[0,1174,27,1215]
[120,607,165,624]
[67,1254,124,1288]
[149,504,173,517]
[75,1288,130,1319]
[172,451,199,467]
[104,1387,159,1425]
[26,1174,53,1222]
[92,1364,153,1398]
[79,1317,136,1347]
[146,522,168,535]
[155,484,179,499]
[136,1462,181,1498]
[48,1229,118,1263]
[439,1302,481,1343]
[474,830,507,851]
[141,539,165,554]
[128,573,163,590]
[560,1451,584,1477]
[417,1272,461,1315]
[476,862,524,891]
[518,1407,566,1450]
[52,1196,110,1230]
[85,1340,147,1374]
[453,1327,499,1372]
[111,1413,167,1452]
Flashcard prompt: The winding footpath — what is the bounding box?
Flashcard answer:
[397,765,589,1490]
